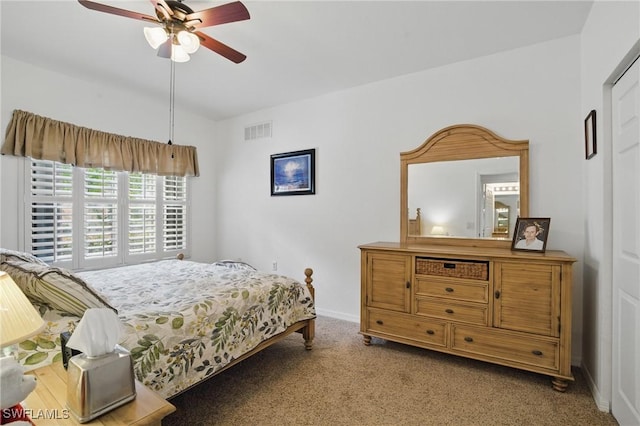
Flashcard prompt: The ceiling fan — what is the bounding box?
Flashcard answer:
[78,0,250,63]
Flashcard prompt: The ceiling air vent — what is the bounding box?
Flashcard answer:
[244,121,272,141]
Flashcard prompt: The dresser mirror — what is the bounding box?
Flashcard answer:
[400,124,529,247]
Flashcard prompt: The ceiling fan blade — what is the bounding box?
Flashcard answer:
[185,1,250,28]
[78,0,159,23]
[195,31,246,63]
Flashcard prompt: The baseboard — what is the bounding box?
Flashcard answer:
[315,308,359,323]
[572,353,582,367]
[581,362,611,412]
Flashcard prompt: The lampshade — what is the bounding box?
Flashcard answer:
[144,27,168,49]
[430,225,447,236]
[177,30,200,54]
[157,38,173,59]
[0,271,45,348]
[171,44,190,63]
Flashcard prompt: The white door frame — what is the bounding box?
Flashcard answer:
[611,56,640,425]
[586,43,640,416]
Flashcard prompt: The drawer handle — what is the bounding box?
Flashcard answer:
[464,336,473,343]
[532,350,543,356]
[445,287,454,293]
[443,262,456,269]
[406,281,411,289]
[426,329,435,335]
[445,308,454,314]
[495,290,501,299]
[376,320,384,325]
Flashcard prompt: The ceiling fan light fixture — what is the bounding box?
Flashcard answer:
[171,45,191,63]
[144,27,168,49]
[177,30,200,54]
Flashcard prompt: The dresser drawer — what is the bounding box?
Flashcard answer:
[415,278,488,303]
[415,257,489,281]
[366,308,447,347]
[416,298,488,326]
[451,325,559,370]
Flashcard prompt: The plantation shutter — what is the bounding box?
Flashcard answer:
[163,176,187,251]
[29,160,73,263]
[83,168,118,259]
[128,173,157,255]
[25,159,190,267]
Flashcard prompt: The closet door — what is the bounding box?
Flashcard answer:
[612,57,640,426]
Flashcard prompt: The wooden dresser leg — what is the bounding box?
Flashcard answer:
[551,377,568,392]
[363,335,371,346]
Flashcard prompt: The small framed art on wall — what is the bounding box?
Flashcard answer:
[270,149,316,196]
[585,109,597,160]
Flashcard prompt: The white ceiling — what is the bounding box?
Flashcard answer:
[1,1,593,121]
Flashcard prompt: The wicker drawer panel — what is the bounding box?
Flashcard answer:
[451,324,559,370]
[366,308,447,347]
[416,298,488,326]
[416,257,489,281]
[415,278,488,303]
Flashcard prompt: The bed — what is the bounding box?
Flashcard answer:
[0,249,316,399]
[408,207,422,235]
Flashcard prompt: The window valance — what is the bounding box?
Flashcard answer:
[1,109,199,177]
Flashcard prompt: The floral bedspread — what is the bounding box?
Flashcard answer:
[17,260,315,399]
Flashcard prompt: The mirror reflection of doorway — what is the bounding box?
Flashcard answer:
[493,201,510,237]
[479,174,519,238]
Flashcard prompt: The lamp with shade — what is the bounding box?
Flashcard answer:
[0,271,46,420]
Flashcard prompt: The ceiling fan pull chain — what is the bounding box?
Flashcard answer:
[168,58,175,157]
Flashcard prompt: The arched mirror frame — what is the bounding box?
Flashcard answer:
[400,124,529,248]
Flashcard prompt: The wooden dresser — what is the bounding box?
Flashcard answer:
[359,241,576,391]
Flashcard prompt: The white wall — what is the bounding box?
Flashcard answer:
[580,0,640,412]
[0,56,218,263]
[214,35,585,360]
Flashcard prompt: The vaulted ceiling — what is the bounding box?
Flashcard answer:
[1,1,593,120]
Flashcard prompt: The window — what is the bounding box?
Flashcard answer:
[25,159,190,269]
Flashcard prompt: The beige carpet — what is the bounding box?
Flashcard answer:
[163,316,618,426]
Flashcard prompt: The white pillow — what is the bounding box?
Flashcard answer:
[213,260,257,271]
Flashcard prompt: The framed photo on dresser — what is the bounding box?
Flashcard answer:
[511,217,550,253]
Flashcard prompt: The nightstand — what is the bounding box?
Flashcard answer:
[24,361,176,425]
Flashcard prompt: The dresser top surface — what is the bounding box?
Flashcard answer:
[358,241,576,263]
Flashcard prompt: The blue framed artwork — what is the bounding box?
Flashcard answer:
[270,149,315,196]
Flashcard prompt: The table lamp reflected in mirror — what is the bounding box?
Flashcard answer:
[430,225,448,236]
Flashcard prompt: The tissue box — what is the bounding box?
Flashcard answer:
[66,344,136,423]
[60,332,82,369]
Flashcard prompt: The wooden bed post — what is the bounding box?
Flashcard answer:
[303,268,315,350]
